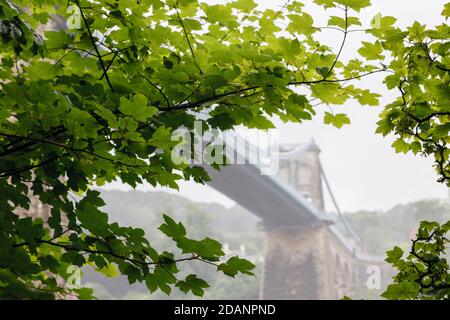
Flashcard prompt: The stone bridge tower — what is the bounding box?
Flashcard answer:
[277,141,324,211]
[260,141,388,299]
[204,137,393,299]
[260,141,335,299]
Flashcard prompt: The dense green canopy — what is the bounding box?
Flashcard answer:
[0,0,448,299]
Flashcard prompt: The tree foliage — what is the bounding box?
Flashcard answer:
[0,0,448,299]
[371,3,450,300]
[372,4,450,185]
[383,221,450,300]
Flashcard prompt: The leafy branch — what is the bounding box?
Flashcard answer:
[383,221,450,300]
[74,0,115,92]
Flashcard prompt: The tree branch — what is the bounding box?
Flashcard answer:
[174,5,204,76]
[75,0,115,92]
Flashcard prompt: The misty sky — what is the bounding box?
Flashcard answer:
[103,0,449,213]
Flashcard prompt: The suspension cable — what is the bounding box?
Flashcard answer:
[319,161,360,242]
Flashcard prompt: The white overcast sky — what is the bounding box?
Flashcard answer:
[103,0,449,213]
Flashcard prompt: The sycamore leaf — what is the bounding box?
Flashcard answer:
[324,112,351,128]
[218,256,256,278]
[159,214,187,239]
[382,282,420,300]
[119,94,158,122]
[287,13,316,36]
[148,126,178,150]
[358,41,384,60]
[316,66,330,78]
[392,138,410,154]
[176,274,209,297]
[385,246,403,264]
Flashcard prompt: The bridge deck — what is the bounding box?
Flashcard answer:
[205,162,334,227]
